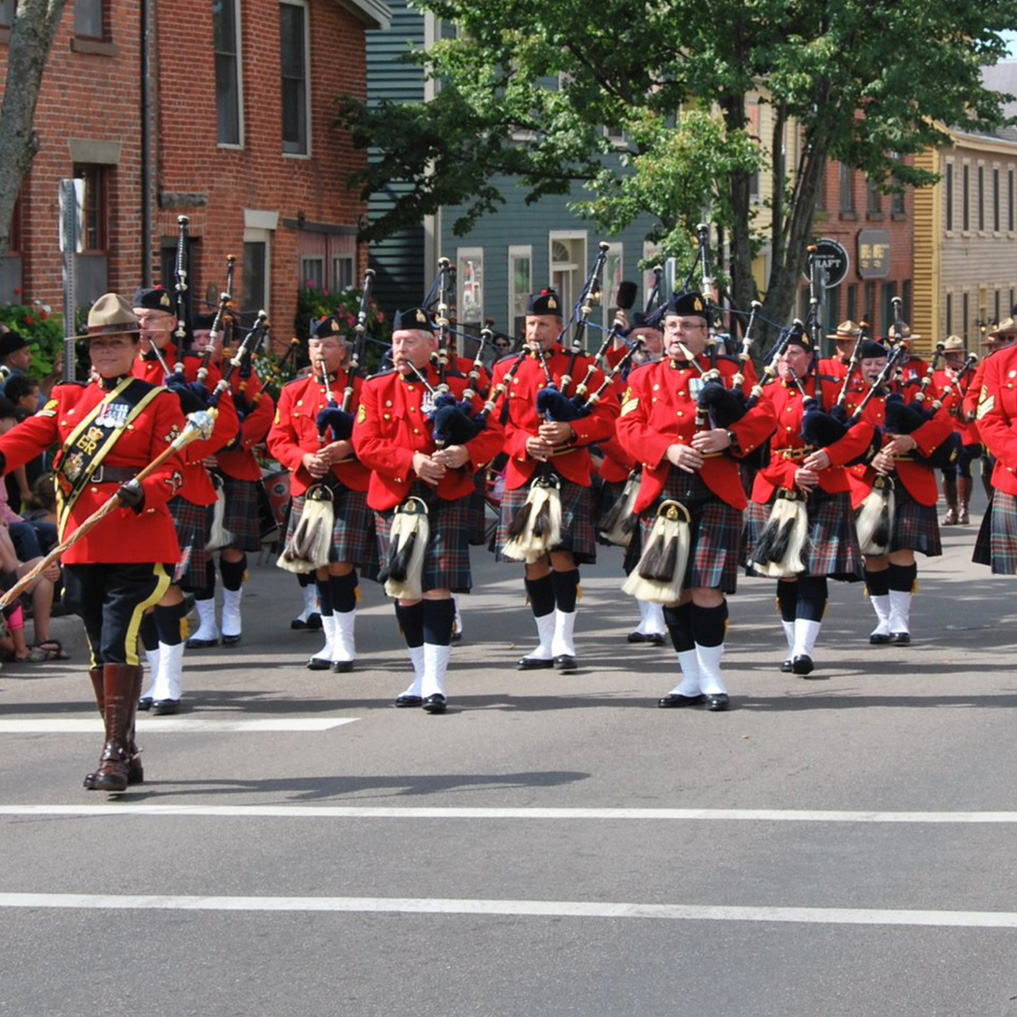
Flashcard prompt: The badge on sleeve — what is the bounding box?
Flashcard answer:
[356,404,367,424]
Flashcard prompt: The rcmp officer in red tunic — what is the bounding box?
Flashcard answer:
[185,313,276,647]
[353,308,503,712]
[490,289,618,672]
[267,315,376,672]
[744,328,875,675]
[844,340,955,645]
[130,286,239,714]
[615,291,776,711]
[0,294,187,791]
[934,334,979,525]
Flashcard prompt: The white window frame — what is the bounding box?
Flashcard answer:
[549,231,587,322]
[214,0,245,149]
[457,246,484,325]
[280,0,311,158]
[507,244,532,339]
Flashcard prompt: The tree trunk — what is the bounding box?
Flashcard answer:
[0,0,69,259]
[720,95,758,344]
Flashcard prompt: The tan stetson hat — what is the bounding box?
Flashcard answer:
[825,319,862,341]
[886,322,922,342]
[988,317,1017,340]
[942,335,965,353]
[87,293,140,337]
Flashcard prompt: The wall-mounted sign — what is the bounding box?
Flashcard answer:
[803,238,850,288]
[857,229,890,280]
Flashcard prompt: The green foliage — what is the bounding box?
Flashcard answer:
[294,282,392,374]
[0,299,70,380]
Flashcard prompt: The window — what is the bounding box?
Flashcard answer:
[549,232,587,319]
[864,281,876,334]
[839,164,854,213]
[902,281,912,324]
[962,164,970,230]
[846,283,857,323]
[75,0,103,38]
[866,178,881,216]
[946,293,953,335]
[602,243,623,330]
[0,1,14,28]
[243,239,269,315]
[213,0,242,146]
[995,290,1001,325]
[456,247,484,325]
[73,164,108,252]
[301,256,324,290]
[332,256,353,293]
[508,245,532,339]
[280,1,309,155]
[962,292,969,340]
[994,168,1000,231]
[881,283,896,334]
[1004,168,1012,232]
[978,166,985,230]
[945,163,953,231]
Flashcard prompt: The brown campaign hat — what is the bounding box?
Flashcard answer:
[887,322,921,342]
[942,335,965,353]
[87,293,140,336]
[988,317,1017,339]
[825,319,862,341]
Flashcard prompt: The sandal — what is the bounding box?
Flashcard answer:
[32,639,70,661]
[15,646,50,663]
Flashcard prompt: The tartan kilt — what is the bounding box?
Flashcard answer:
[168,495,212,590]
[374,483,473,593]
[467,471,488,546]
[220,474,263,552]
[973,489,1017,573]
[633,470,742,594]
[284,486,378,577]
[879,484,942,558]
[495,474,597,564]
[743,489,863,582]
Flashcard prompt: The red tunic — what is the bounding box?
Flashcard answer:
[932,366,980,447]
[842,387,955,508]
[0,379,185,564]
[131,344,239,506]
[614,357,776,513]
[215,362,275,482]
[268,371,370,498]
[750,375,875,502]
[974,343,1017,496]
[352,365,505,512]
[490,344,618,491]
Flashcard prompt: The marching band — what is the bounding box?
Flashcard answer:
[1,233,1012,792]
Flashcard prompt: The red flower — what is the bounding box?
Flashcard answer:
[24,315,34,325]
[13,288,23,296]
[376,311,385,322]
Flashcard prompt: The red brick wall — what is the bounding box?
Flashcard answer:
[0,0,369,352]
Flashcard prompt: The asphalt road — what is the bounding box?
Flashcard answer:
[3,482,1017,1017]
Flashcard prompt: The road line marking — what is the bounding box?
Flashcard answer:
[2,805,1017,822]
[0,718,358,734]
[0,892,1014,928]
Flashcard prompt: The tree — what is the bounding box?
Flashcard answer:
[0,0,69,260]
[339,0,1017,336]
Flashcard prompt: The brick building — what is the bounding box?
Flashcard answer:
[0,0,389,348]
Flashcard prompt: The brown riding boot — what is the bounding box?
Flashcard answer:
[958,477,973,524]
[83,666,144,789]
[941,476,959,525]
[89,663,143,793]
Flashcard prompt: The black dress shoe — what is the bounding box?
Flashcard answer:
[780,659,794,673]
[705,693,730,712]
[185,636,219,649]
[221,633,241,646]
[306,656,332,671]
[151,699,180,716]
[657,693,705,708]
[627,631,649,643]
[137,696,153,712]
[869,632,891,645]
[517,656,554,670]
[553,654,577,672]
[889,631,911,645]
[646,633,667,646]
[394,695,423,708]
[422,694,447,714]
[331,660,354,674]
[791,654,814,676]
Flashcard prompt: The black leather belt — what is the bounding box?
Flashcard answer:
[89,465,139,484]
